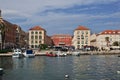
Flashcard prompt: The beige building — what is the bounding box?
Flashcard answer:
[90,33,97,47]
[96,30,120,49]
[29,26,47,49]
[72,26,90,49]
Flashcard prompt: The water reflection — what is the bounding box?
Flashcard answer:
[0,55,120,80]
[0,57,13,69]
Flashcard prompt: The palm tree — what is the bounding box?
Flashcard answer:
[105,37,110,47]
[0,19,6,49]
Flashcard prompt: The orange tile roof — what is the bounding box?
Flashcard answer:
[100,30,120,35]
[52,34,72,38]
[75,25,89,30]
[29,26,45,31]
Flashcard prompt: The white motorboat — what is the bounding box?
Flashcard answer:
[72,51,80,56]
[23,49,35,57]
[56,51,67,57]
[12,49,23,58]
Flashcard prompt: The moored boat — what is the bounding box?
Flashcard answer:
[23,49,35,57]
[12,49,23,58]
[72,51,80,56]
[46,51,57,57]
[56,51,67,57]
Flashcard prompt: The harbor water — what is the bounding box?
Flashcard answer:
[0,55,120,80]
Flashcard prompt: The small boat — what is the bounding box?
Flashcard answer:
[56,51,67,57]
[0,68,3,75]
[46,51,57,57]
[23,49,35,57]
[118,55,120,57]
[12,49,23,58]
[72,51,80,56]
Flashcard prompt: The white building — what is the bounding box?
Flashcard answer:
[72,26,90,49]
[29,26,46,49]
[96,30,120,49]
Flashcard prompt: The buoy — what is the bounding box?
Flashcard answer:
[65,74,69,79]
[0,68,3,75]
[117,71,120,74]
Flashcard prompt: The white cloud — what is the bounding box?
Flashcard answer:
[0,0,119,35]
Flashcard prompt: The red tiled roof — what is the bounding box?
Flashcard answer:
[29,26,45,31]
[75,25,89,30]
[100,30,120,35]
[52,34,72,38]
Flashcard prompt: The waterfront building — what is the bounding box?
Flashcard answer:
[51,34,72,47]
[72,25,90,49]
[45,35,53,46]
[0,10,26,49]
[29,26,52,49]
[90,33,97,47]
[15,25,27,48]
[0,14,16,49]
[96,30,120,50]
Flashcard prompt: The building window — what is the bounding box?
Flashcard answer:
[86,31,88,34]
[31,41,34,44]
[35,45,38,48]
[81,35,84,39]
[31,36,34,39]
[39,41,41,44]
[77,31,79,34]
[82,31,84,34]
[31,31,34,34]
[35,31,38,34]
[39,31,42,34]
[77,41,80,44]
[35,41,38,43]
[31,45,34,48]
[35,36,38,39]
[81,41,84,44]
[39,36,42,39]
[85,41,88,44]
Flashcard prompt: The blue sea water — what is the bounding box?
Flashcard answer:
[0,55,120,80]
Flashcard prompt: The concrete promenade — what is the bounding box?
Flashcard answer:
[0,50,120,57]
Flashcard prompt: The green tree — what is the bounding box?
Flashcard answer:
[39,44,48,50]
[112,41,119,46]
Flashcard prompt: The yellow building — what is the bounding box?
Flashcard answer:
[29,26,46,49]
[72,25,90,49]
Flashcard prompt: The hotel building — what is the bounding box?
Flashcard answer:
[72,26,90,49]
[29,26,53,49]
[96,30,120,49]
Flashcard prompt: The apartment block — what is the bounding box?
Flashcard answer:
[96,30,120,49]
[72,26,90,49]
[29,26,53,49]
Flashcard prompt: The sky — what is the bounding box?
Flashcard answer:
[0,0,120,36]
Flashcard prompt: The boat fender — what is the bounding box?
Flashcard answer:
[65,74,69,79]
[117,71,120,74]
[0,68,4,75]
